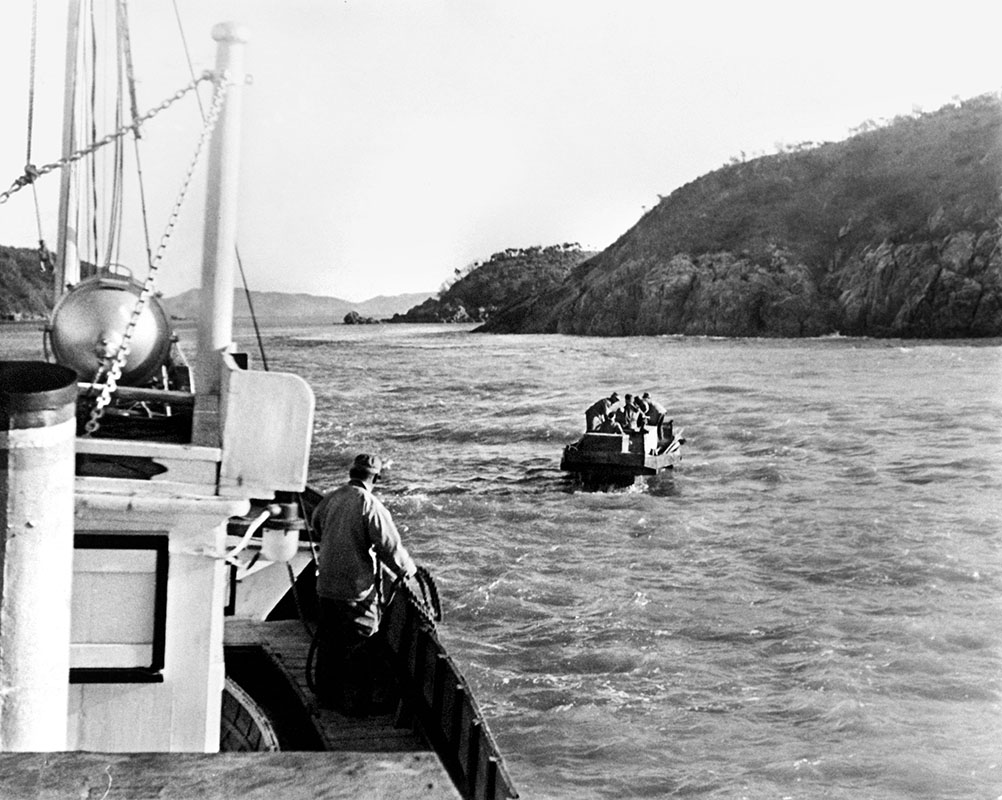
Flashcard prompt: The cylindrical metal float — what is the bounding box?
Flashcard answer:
[0,361,78,751]
[48,273,174,386]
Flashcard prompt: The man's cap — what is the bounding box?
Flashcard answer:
[609,392,620,401]
[642,392,651,399]
[351,453,382,476]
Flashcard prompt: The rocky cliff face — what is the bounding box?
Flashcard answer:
[492,230,1002,338]
[833,231,1002,337]
[503,248,834,336]
[480,96,1002,338]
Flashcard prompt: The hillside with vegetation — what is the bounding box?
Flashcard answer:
[480,95,1002,338]
[0,246,53,319]
[391,243,594,323]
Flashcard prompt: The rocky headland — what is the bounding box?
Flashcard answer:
[478,95,1002,338]
[390,244,594,324]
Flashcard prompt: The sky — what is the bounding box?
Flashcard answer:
[0,1,998,302]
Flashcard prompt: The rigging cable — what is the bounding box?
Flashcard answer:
[86,0,100,273]
[102,22,124,272]
[0,74,211,205]
[235,249,269,371]
[117,0,156,279]
[25,0,52,272]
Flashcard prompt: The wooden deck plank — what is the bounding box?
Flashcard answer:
[224,618,431,754]
[0,751,461,800]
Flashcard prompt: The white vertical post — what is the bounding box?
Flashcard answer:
[0,363,78,751]
[192,23,250,447]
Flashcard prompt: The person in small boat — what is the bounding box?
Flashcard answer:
[312,453,417,715]
[597,415,624,434]
[585,391,620,431]
[615,394,646,432]
[641,392,669,439]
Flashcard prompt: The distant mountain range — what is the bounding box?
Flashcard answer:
[161,288,433,323]
[0,247,433,323]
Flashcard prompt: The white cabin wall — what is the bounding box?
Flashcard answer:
[68,683,174,750]
[67,496,243,752]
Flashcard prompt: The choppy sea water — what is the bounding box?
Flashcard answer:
[263,324,1001,800]
[3,323,1000,799]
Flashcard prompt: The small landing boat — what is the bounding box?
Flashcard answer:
[560,422,684,490]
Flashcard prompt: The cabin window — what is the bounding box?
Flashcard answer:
[69,533,168,684]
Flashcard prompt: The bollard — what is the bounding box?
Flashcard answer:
[0,361,78,751]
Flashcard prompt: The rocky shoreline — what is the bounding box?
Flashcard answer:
[479,229,1002,338]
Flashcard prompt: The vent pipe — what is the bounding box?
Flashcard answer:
[0,362,78,751]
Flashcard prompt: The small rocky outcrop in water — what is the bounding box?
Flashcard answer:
[478,94,1002,338]
[343,311,379,325]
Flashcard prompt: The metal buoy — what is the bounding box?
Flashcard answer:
[49,274,173,385]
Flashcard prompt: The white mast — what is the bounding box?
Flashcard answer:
[192,22,249,446]
[55,0,82,295]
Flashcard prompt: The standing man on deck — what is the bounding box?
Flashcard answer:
[312,453,417,714]
[585,391,620,431]
[641,392,670,440]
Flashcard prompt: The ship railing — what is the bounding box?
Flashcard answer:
[383,589,519,800]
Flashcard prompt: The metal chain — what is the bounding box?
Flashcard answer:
[83,71,231,436]
[0,72,213,205]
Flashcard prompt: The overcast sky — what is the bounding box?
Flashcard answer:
[0,1,998,301]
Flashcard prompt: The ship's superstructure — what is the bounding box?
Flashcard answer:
[0,7,517,798]
[2,17,314,753]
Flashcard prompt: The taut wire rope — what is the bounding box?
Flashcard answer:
[25,0,52,271]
